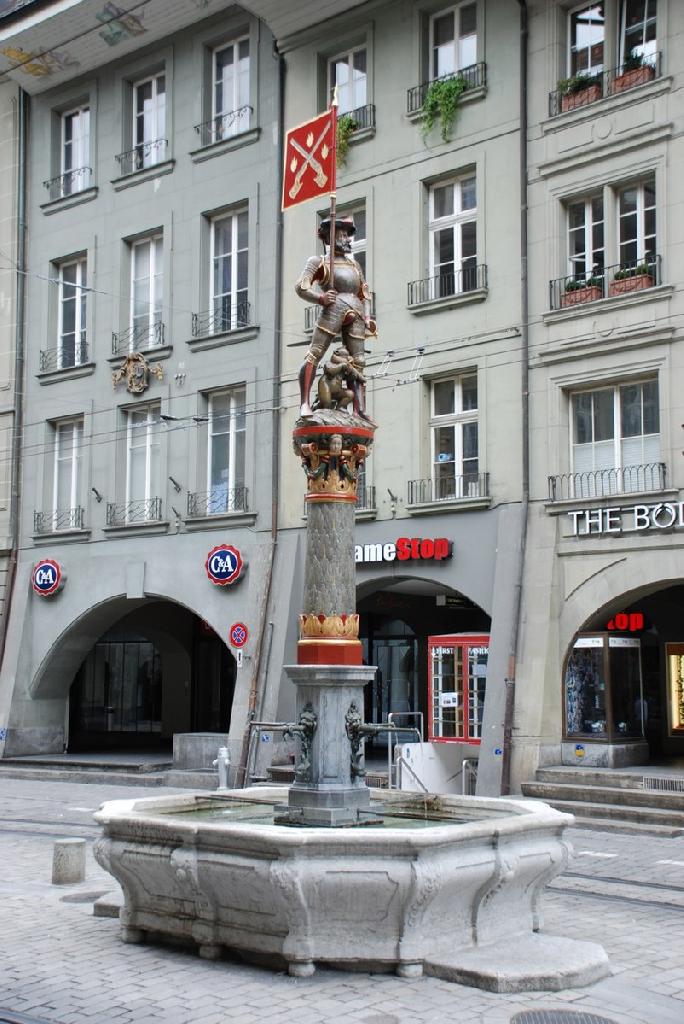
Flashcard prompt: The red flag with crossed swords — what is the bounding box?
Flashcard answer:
[282,106,337,211]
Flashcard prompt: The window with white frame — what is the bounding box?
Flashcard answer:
[57,256,87,368]
[61,106,90,195]
[618,176,656,267]
[126,404,161,520]
[429,175,477,297]
[130,235,163,348]
[430,373,479,499]
[132,72,166,169]
[620,0,657,63]
[211,210,248,332]
[571,379,660,494]
[53,418,83,528]
[207,388,246,514]
[328,46,367,115]
[430,3,477,79]
[213,37,250,140]
[567,195,604,278]
[568,3,605,77]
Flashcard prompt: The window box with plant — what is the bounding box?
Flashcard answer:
[557,72,603,112]
[561,276,603,308]
[611,50,655,94]
[609,263,654,296]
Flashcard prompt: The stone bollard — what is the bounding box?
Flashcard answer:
[52,838,86,885]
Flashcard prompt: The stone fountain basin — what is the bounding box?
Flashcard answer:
[93,786,609,991]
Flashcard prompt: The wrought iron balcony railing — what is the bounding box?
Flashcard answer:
[355,484,375,511]
[34,506,85,533]
[337,103,375,133]
[112,320,165,355]
[408,473,489,504]
[305,292,375,331]
[39,339,88,372]
[191,301,251,338]
[42,166,92,201]
[407,264,486,306]
[549,254,661,311]
[548,463,666,501]
[187,487,250,518]
[407,62,487,114]
[194,105,252,147]
[106,497,163,526]
[549,52,662,117]
[115,139,168,176]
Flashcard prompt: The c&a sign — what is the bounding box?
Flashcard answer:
[31,559,63,597]
[205,545,244,587]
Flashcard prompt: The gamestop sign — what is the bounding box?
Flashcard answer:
[355,537,452,564]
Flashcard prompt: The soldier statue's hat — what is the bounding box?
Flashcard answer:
[318,216,356,241]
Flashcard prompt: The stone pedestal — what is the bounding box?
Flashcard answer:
[276,664,376,826]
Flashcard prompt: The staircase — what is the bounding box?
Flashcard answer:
[521,765,684,836]
[0,755,172,787]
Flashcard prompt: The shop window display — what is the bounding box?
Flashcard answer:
[565,634,644,741]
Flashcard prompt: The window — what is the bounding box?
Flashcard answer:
[132,72,166,169]
[567,195,604,277]
[61,106,90,195]
[213,37,250,140]
[569,4,605,76]
[207,388,246,514]
[430,3,477,78]
[430,373,478,499]
[618,176,655,266]
[130,235,163,348]
[328,46,367,114]
[53,419,83,527]
[211,210,248,332]
[620,0,657,63]
[126,404,161,520]
[429,175,477,296]
[57,257,87,368]
[571,380,660,493]
[429,635,489,742]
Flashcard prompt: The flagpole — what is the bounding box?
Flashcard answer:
[328,88,338,285]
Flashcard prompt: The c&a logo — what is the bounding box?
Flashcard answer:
[31,559,63,597]
[205,545,244,587]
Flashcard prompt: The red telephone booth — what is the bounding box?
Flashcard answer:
[428,633,490,742]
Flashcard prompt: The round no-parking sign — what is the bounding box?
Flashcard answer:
[229,622,249,649]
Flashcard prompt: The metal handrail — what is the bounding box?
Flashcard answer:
[408,473,489,504]
[407,264,487,305]
[406,62,487,113]
[112,319,165,354]
[548,462,667,501]
[42,166,92,201]
[39,339,89,372]
[191,302,251,337]
[34,506,85,533]
[106,496,162,526]
[549,51,662,117]
[394,753,429,794]
[115,138,168,175]
[462,758,478,795]
[387,712,424,790]
[549,254,661,310]
[187,487,250,517]
[194,105,252,147]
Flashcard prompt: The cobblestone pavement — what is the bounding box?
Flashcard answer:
[1,778,684,1024]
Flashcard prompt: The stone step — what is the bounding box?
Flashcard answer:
[532,796,684,830]
[534,766,652,789]
[522,780,684,811]
[562,815,684,837]
[0,765,168,787]
[1,756,172,774]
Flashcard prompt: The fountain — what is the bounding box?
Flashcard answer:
[93,218,609,991]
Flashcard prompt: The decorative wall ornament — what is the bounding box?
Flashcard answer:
[96,3,146,46]
[2,45,78,76]
[112,352,163,394]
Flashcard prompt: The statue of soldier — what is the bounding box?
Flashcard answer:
[295,216,374,419]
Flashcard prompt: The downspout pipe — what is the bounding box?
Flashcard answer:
[0,87,28,671]
[236,38,285,786]
[501,0,529,795]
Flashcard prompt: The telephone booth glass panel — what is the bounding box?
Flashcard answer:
[428,633,489,742]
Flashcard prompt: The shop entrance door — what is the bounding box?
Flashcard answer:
[192,627,234,733]
[372,638,418,725]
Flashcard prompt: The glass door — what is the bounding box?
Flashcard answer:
[428,633,489,742]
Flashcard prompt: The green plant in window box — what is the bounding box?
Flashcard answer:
[613,263,651,280]
[621,49,645,73]
[565,275,603,292]
[556,72,602,97]
[421,74,468,143]
[336,114,359,167]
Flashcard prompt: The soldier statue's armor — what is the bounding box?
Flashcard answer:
[295,217,373,418]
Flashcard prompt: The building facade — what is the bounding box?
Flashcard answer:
[0,0,286,776]
[514,0,684,782]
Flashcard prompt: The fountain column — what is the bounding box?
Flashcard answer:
[276,409,377,827]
